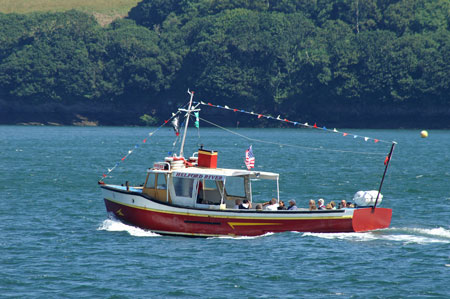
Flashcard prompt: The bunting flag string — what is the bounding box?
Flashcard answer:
[199,116,387,155]
[194,101,396,145]
[99,105,187,182]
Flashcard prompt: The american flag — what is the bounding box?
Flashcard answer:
[245,145,255,170]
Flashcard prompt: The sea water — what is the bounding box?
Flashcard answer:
[1,126,449,298]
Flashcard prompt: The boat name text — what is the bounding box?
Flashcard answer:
[174,172,224,181]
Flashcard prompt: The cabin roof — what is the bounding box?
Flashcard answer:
[149,166,279,180]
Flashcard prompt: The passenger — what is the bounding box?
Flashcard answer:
[277,200,287,210]
[347,202,355,208]
[255,204,263,211]
[309,199,317,211]
[239,199,252,209]
[330,201,336,210]
[287,199,298,211]
[318,198,326,210]
[264,198,279,211]
[339,200,347,209]
[326,203,332,209]
[234,199,242,209]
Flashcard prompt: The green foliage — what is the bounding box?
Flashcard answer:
[140,113,158,125]
[0,0,448,125]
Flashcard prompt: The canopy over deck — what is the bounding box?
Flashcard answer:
[149,165,279,181]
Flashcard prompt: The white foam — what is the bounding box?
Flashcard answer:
[98,219,160,237]
[302,227,450,244]
[408,227,450,239]
[302,232,378,242]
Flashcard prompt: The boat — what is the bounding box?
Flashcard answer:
[100,90,395,237]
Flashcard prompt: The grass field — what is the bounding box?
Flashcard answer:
[0,0,141,24]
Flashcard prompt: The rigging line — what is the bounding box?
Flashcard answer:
[199,117,386,156]
[100,102,189,181]
[195,101,396,144]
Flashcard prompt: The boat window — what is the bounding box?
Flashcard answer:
[225,177,245,198]
[203,179,218,190]
[156,174,167,190]
[145,173,156,189]
[173,177,194,197]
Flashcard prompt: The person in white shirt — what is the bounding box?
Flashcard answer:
[264,198,279,211]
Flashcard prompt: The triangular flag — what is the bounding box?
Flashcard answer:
[343,133,348,136]
[233,109,238,112]
[313,123,317,128]
[304,122,309,126]
[364,137,369,141]
[225,105,230,109]
[333,128,338,132]
[258,114,263,119]
[374,139,379,143]
[143,138,147,143]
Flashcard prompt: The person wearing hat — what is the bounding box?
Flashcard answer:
[287,199,298,210]
[318,198,326,210]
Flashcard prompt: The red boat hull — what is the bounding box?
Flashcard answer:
[104,198,392,237]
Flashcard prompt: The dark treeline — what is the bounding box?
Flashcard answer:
[0,0,449,127]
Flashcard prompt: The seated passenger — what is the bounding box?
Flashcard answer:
[234,199,242,209]
[339,200,347,209]
[326,203,332,209]
[318,198,326,210]
[309,199,317,211]
[239,199,252,209]
[330,201,336,210]
[255,204,263,211]
[287,199,298,210]
[264,198,279,211]
[347,202,355,208]
[277,200,287,210]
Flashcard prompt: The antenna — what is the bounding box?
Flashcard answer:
[373,142,396,209]
[179,89,195,157]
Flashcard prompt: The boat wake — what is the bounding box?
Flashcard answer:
[97,218,161,237]
[301,227,450,244]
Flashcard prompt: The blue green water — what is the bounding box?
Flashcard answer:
[1,126,449,298]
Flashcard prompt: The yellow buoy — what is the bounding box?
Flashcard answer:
[420,130,428,138]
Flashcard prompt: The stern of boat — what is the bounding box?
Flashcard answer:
[351,207,392,232]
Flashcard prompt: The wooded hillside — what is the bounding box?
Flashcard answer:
[0,0,448,127]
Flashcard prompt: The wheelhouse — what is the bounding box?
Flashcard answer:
[142,164,279,210]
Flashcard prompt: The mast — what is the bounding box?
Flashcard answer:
[179,90,195,157]
[373,142,396,209]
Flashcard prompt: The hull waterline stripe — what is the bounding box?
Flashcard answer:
[104,198,353,220]
[228,222,282,229]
